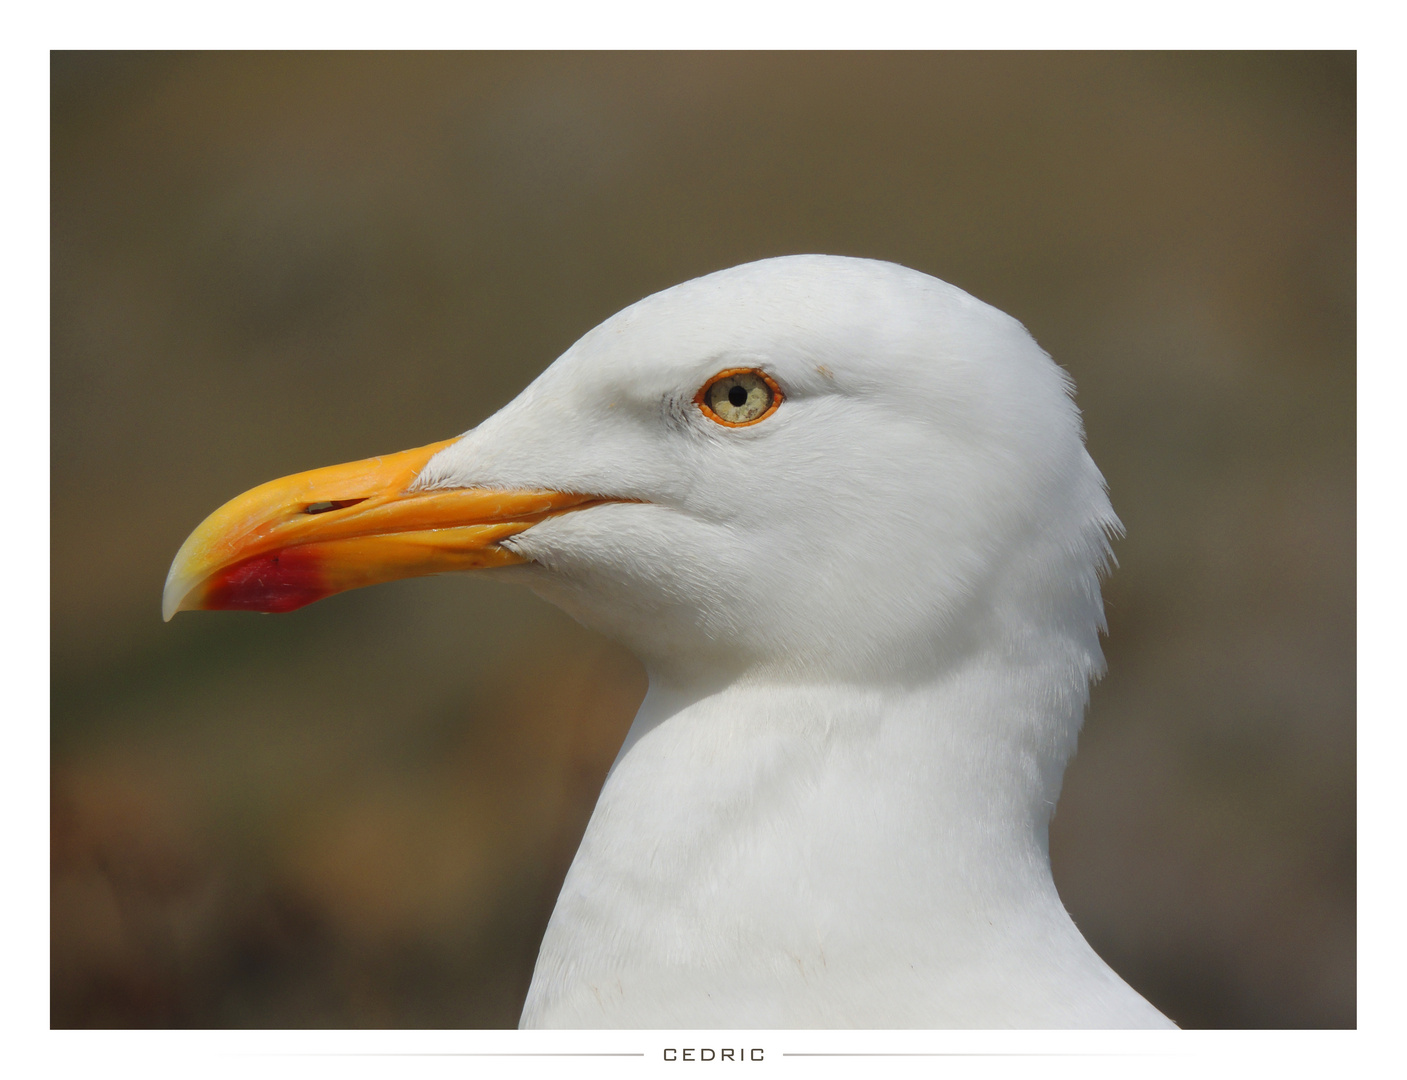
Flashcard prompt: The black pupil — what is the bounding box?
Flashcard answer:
[727,384,749,408]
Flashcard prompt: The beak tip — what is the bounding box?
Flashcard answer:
[162,562,194,622]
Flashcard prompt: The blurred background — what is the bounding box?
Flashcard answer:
[51,52,1355,1029]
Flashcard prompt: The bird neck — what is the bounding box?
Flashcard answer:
[610,647,1086,893]
[519,639,1168,1027]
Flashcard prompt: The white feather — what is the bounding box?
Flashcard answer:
[417,255,1169,1028]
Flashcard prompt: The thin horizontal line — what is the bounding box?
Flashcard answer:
[263,1053,645,1058]
[783,1053,1162,1057]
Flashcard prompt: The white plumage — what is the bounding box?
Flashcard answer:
[408,255,1173,1028]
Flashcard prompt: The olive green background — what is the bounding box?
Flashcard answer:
[51,52,1355,1028]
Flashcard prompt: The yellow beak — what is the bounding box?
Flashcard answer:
[162,438,606,620]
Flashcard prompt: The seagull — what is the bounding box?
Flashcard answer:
[163,255,1174,1028]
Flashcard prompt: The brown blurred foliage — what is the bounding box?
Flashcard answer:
[51,52,1354,1028]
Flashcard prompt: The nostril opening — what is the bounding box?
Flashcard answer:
[304,499,367,515]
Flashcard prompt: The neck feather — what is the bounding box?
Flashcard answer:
[520,637,1168,1027]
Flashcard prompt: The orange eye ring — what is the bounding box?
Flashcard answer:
[694,368,784,427]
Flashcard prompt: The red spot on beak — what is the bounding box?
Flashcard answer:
[202,547,329,613]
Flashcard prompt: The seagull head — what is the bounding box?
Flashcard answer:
[164,255,1118,687]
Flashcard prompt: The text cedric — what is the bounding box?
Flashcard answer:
[662,1048,764,1061]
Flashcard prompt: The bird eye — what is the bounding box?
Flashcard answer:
[695,368,783,427]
